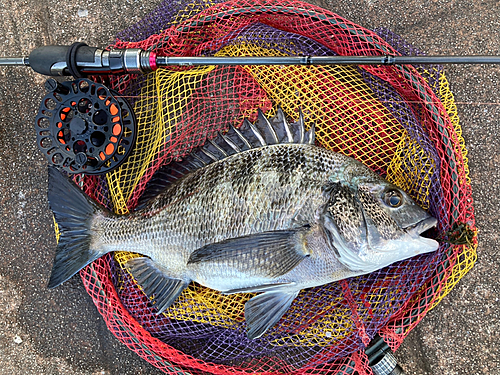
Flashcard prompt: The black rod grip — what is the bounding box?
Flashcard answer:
[29,45,70,75]
[28,44,98,76]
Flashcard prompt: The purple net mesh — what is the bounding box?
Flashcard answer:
[107,13,444,370]
[76,1,477,374]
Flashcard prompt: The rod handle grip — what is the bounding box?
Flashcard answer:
[29,44,98,76]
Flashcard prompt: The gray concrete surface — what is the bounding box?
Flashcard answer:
[0,0,498,374]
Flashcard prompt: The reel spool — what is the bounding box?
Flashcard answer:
[35,78,136,174]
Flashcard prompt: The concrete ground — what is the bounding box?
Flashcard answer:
[0,0,498,374]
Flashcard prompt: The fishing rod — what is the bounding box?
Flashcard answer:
[0,36,479,375]
[2,42,499,177]
[2,43,500,77]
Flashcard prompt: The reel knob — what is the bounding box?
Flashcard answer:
[35,78,136,174]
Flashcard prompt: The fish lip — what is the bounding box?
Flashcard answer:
[405,216,438,236]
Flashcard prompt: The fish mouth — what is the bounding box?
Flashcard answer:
[405,216,438,236]
[404,216,439,252]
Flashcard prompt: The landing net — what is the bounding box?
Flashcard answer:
[74,0,477,374]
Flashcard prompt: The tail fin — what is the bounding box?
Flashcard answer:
[47,166,109,288]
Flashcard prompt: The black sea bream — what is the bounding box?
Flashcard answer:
[47,109,439,339]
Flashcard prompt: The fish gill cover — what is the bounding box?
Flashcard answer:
[70,0,477,374]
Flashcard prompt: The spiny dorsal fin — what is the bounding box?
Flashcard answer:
[135,108,315,210]
[199,147,219,163]
[305,122,315,145]
[244,119,267,147]
[297,108,306,144]
[271,107,293,143]
[228,124,252,151]
[268,107,308,144]
[255,109,279,144]
[219,132,242,153]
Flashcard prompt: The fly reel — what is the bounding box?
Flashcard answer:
[35,78,136,174]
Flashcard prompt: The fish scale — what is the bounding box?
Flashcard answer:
[47,109,439,339]
[95,144,336,258]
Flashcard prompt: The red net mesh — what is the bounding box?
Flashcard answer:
[72,1,477,374]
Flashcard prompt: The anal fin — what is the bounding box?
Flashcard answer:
[245,290,299,339]
[125,257,188,314]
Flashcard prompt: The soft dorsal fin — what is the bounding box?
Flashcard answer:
[135,108,315,210]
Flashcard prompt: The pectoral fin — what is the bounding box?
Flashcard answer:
[245,291,299,339]
[125,257,188,314]
[187,228,311,278]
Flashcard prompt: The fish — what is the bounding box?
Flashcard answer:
[46,108,439,339]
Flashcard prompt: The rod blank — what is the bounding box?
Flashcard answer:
[3,54,500,68]
[2,48,500,78]
[157,55,500,66]
[0,57,30,66]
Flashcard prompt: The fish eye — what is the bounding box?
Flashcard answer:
[383,189,404,208]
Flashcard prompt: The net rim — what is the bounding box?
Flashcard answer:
[77,0,477,373]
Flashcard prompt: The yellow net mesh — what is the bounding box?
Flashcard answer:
[107,63,475,348]
[72,2,478,373]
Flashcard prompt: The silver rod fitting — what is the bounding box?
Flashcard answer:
[370,352,405,375]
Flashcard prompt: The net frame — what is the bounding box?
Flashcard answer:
[66,1,477,374]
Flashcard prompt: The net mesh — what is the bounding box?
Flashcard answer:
[71,0,477,374]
